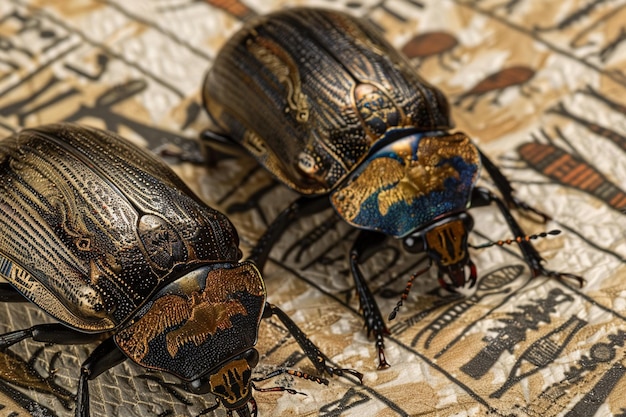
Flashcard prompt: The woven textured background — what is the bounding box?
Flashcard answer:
[0,0,625,416]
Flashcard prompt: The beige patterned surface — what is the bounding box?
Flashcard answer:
[0,0,625,416]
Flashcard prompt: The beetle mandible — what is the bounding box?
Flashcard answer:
[201,7,584,369]
[0,123,362,417]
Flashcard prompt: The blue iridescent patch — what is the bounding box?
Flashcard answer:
[330,132,480,238]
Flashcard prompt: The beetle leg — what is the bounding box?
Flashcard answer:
[350,230,392,370]
[0,283,28,302]
[0,328,34,350]
[0,323,104,350]
[282,213,339,263]
[77,337,126,417]
[437,270,456,293]
[249,195,331,270]
[199,129,249,166]
[478,149,551,222]
[197,399,221,416]
[263,303,363,384]
[471,187,585,287]
[252,368,328,387]
[225,182,281,225]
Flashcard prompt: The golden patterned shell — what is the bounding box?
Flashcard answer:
[203,7,452,194]
[0,123,241,332]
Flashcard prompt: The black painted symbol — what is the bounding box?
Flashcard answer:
[536,329,626,415]
[461,288,574,379]
[0,75,80,125]
[319,388,370,417]
[564,359,626,417]
[410,264,524,351]
[490,316,587,398]
[534,0,613,32]
[65,53,110,81]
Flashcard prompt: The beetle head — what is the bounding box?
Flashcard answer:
[403,212,476,289]
[187,348,259,415]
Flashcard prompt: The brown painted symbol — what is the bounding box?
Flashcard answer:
[519,128,626,214]
[454,66,537,111]
[401,31,459,70]
[203,0,255,19]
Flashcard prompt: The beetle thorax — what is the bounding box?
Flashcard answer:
[330,131,480,238]
[114,262,266,382]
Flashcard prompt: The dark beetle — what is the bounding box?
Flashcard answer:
[201,7,584,369]
[0,123,361,417]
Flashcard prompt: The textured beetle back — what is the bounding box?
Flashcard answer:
[0,124,241,332]
[203,8,452,194]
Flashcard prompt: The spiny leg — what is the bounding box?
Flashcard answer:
[0,283,28,302]
[225,182,281,226]
[76,337,127,417]
[252,368,328,388]
[199,129,248,167]
[0,323,105,350]
[263,303,363,383]
[197,401,221,416]
[282,214,339,263]
[471,187,584,287]
[248,195,330,270]
[478,149,551,222]
[350,230,391,369]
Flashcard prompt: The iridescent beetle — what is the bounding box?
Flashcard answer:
[201,8,584,369]
[0,123,361,417]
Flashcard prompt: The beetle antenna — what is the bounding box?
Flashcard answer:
[389,261,432,321]
[253,368,329,387]
[251,382,307,396]
[469,230,562,249]
[250,368,330,400]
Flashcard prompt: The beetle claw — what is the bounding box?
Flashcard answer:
[377,347,391,370]
[438,275,457,293]
[468,276,477,289]
[327,365,365,383]
[468,260,478,289]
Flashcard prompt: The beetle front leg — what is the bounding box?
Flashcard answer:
[0,283,29,302]
[0,323,105,350]
[76,337,127,417]
[199,129,249,166]
[249,195,330,270]
[471,187,584,287]
[478,149,551,222]
[263,303,363,384]
[350,230,391,369]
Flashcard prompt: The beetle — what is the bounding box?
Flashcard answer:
[0,123,362,417]
[200,8,585,370]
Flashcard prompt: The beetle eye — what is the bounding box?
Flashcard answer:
[244,349,259,368]
[461,213,474,231]
[403,235,425,253]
